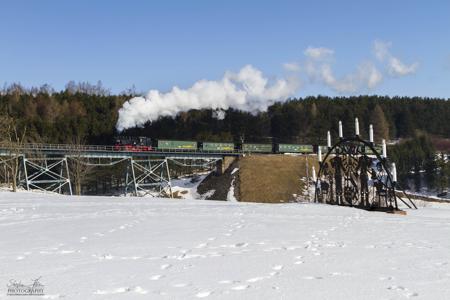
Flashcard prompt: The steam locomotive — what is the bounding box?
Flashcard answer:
[114,136,152,151]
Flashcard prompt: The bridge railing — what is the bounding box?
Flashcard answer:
[0,142,243,155]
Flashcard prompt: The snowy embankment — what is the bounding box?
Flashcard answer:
[1,192,450,299]
[170,173,212,200]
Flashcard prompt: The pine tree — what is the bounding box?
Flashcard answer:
[371,104,389,142]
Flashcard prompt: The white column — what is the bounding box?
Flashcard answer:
[327,131,331,148]
[312,166,317,182]
[382,139,387,158]
[355,118,360,136]
[369,124,374,143]
[392,163,397,182]
[339,121,343,138]
[318,146,322,162]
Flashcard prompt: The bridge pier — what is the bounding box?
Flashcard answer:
[125,158,172,197]
[215,159,223,175]
[20,156,72,195]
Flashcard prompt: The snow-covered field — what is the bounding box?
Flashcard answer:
[1,191,450,299]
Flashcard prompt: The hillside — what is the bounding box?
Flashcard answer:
[238,155,319,203]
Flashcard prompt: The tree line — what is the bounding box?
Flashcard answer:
[389,134,450,193]
[1,83,449,145]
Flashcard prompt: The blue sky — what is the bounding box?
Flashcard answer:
[1,0,449,98]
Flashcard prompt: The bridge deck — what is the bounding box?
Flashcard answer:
[0,143,241,159]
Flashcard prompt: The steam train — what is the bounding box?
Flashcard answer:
[113,136,152,151]
[114,136,317,154]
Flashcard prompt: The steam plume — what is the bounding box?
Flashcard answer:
[116,65,299,131]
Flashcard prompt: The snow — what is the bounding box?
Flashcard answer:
[403,190,450,202]
[1,191,450,299]
[226,178,237,202]
[227,169,238,202]
[170,173,210,200]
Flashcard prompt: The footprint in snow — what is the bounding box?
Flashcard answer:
[133,286,148,294]
[218,280,240,284]
[120,256,141,260]
[379,276,394,281]
[160,264,172,270]
[218,280,232,284]
[231,285,250,290]
[94,286,148,295]
[247,276,266,283]
[387,285,407,291]
[93,254,113,260]
[95,287,128,294]
[150,274,164,280]
[303,276,323,280]
[60,250,77,254]
[172,282,190,288]
[196,291,212,298]
[272,265,283,271]
[286,246,302,250]
[195,243,208,249]
[329,272,350,277]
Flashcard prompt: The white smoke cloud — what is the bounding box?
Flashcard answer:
[373,40,419,76]
[283,62,300,72]
[212,109,226,120]
[116,41,418,130]
[116,65,299,131]
[373,40,390,61]
[304,47,383,93]
[304,46,334,60]
[387,57,419,76]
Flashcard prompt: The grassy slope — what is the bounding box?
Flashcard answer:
[238,154,318,203]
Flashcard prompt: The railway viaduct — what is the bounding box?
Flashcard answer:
[0,143,240,197]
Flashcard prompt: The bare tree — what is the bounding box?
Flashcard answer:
[0,116,27,192]
[67,135,94,195]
